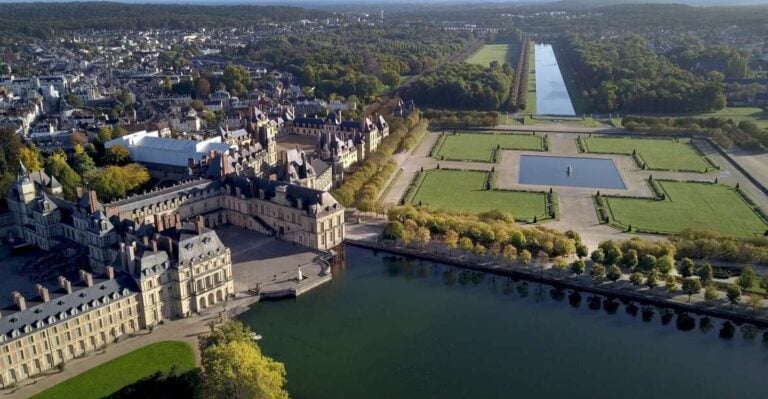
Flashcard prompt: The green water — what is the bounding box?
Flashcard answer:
[239,247,768,399]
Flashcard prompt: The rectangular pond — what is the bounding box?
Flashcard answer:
[519,155,626,189]
[535,44,576,116]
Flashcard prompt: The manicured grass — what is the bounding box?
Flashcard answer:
[32,341,196,399]
[465,44,516,66]
[410,170,549,220]
[604,181,768,238]
[583,137,713,172]
[435,132,544,162]
[525,43,537,115]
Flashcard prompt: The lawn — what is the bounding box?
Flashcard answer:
[32,341,196,399]
[604,181,768,238]
[435,132,544,162]
[465,44,517,66]
[525,43,537,115]
[688,107,768,129]
[410,170,549,220]
[583,137,713,172]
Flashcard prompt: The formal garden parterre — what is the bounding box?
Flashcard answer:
[403,169,554,222]
[432,132,546,162]
[596,180,768,238]
[580,136,717,173]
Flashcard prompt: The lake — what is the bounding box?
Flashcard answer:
[519,155,626,189]
[535,44,576,116]
[239,247,768,399]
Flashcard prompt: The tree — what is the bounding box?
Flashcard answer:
[665,275,678,294]
[571,259,586,276]
[444,230,459,254]
[459,237,474,253]
[380,70,401,87]
[415,226,431,249]
[104,144,131,165]
[629,272,644,287]
[383,221,406,241]
[646,270,659,289]
[704,284,719,301]
[202,340,288,399]
[679,257,695,278]
[746,294,762,312]
[737,266,757,290]
[85,163,150,201]
[473,243,487,257]
[681,278,702,302]
[697,263,714,284]
[607,265,622,282]
[726,284,742,305]
[590,249,605,264]
[45,152,82,200]
[553,258,569,276]
[591,264,606,281]
[639,254,657,272]
[621,249,639,270]
[196,77,211,99]
[761,273,768,292]
[19,146,42,171]
[576,244,589,259]
[502,244,517,261]
[602,243,623,265]
[73,145,96,175]
[656,255,675,276]
[520,249,532,265]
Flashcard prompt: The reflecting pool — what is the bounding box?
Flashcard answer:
[239,247,768,399]
[519,155,626,189]
[535,44,576,116]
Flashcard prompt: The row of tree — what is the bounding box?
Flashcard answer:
[331,111,423,208]
[384,206,581,260]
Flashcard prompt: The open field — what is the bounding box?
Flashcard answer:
[465,43,517,66]
[687,107,768,129]
[604,181,768,238]
[434,132,544,162]
[32,341,196,399]
[409,169,549,220]
[583,137,713,172]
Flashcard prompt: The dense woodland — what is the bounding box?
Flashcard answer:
[558,35,726,114]
[409,62,514,111]
[0,3,325,39]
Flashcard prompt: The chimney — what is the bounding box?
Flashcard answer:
[142,235,149,246]
[88,190,99,214]
[105,265,115,280]
[174,214,182,230]
[58,276,72,294]
[151,239,158,253]
[79,269,93,287]
[195,215,205,235]
[163,236,174,258]
[36,284,50,302]
[11,292,26,311]
[154,213,165,232]
[127,242,136,263]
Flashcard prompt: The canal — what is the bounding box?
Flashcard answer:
[535,44,576,116]
[239,247,768,399]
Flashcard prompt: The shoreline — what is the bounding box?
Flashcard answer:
[345,239,768,328]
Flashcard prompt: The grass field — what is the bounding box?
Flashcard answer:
[410,170,549,220]
[465,44,518,66]
[32,341,196,399]
[435,132,544,162]
[687,107,768,129]
[604,181,768,238]
[525,43,537,115]
[583,137,713,172]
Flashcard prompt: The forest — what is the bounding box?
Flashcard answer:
[557,34,726,113]
[0,2,326,39]
[409,62,514,111]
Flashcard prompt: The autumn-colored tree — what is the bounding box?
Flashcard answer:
[45,152,82,200]
[19,146,42,171]
[104,144,132,165]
